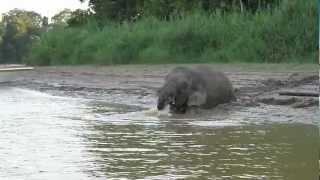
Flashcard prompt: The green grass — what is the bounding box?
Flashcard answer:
[25,0,317,65]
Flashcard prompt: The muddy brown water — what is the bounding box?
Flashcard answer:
[0,65,319,179]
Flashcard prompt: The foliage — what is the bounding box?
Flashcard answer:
[51,9,73,26]
[0,9,45,63]
[26,0,316,65]
[80,0,282,22]
[80,0,143,22]
[0,21,4,43]
[0,21,4,59]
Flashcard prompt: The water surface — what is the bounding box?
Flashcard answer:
[0,87,318,179]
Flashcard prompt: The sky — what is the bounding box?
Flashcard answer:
[0,0,89,18]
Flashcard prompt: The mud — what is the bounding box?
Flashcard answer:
[3,64,318,110]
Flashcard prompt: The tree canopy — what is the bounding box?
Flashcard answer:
[51,9,73,26]
[80,0,282,22]
[0,9,45,63]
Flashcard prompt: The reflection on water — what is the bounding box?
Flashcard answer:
[84,119,318,180]
[0,87,318,179]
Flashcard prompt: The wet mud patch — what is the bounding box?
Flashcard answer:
[2,65,319,125]
[254,74,319,108]
[257,95,318,108]
[224,71,318,111]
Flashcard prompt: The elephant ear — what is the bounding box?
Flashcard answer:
[188,89,207,106]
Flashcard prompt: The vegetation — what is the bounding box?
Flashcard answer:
[81,0,282,22]
[0,0,317,65]
[0,9,47,63]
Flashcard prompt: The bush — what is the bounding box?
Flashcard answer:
[25,0,316,65]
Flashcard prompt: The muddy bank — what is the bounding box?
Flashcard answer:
[1,64,318,125]
[3,64,318,108]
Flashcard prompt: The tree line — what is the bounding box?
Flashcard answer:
[0,8,89,63]
[81,0,282,22]
[0,0,287,64]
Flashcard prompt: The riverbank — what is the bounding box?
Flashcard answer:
[3,64,319,122]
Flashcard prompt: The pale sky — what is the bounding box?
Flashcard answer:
[0,0,89,18]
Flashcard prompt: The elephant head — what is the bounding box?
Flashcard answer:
[157,80,190,114]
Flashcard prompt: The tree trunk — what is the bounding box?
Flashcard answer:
[239,0,244,13]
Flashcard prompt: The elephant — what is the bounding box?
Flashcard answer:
[157,66,236,114]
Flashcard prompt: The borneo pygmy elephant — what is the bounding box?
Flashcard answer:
[157,66,236,114]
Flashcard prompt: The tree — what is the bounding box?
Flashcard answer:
[52,9,73,26]
[79,0,283,22]
[80,0,144,22]
[0,9,43,63]
[0,21,5,62]
[67,9,92,27]
[0,20,4,43]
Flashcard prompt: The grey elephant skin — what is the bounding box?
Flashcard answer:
[157,66,236,114]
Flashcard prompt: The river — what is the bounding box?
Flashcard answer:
[0,86,318,179]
